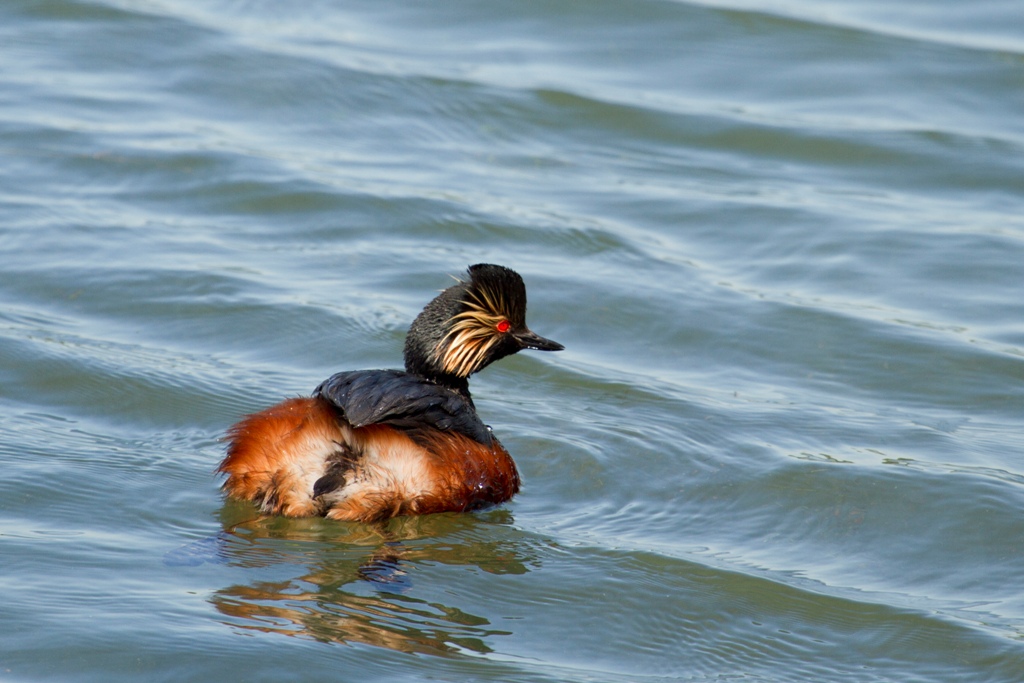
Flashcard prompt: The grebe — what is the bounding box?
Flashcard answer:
[219,264,563,522]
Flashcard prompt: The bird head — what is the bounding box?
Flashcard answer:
[403,264,563,384]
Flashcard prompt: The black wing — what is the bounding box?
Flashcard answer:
[313,369,493,446]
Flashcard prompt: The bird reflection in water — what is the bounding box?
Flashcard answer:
[202,504,532,655]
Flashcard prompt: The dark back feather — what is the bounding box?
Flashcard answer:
[314,369,494,447]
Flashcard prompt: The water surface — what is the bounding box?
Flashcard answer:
[2,0,1024,681]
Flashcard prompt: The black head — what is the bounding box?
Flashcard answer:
[403,264,563,385]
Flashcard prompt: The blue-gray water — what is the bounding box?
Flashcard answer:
[3,1,1024,681]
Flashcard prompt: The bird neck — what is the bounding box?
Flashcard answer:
[425,369,475,405]
[401,339,472,398]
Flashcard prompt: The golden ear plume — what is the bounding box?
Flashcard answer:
[433,281,510,377]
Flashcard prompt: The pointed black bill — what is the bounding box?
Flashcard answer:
[514,328,564,352]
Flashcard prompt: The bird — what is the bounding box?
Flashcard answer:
[218,263,564,523]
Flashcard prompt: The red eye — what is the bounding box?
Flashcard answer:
[496,320,511,333]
